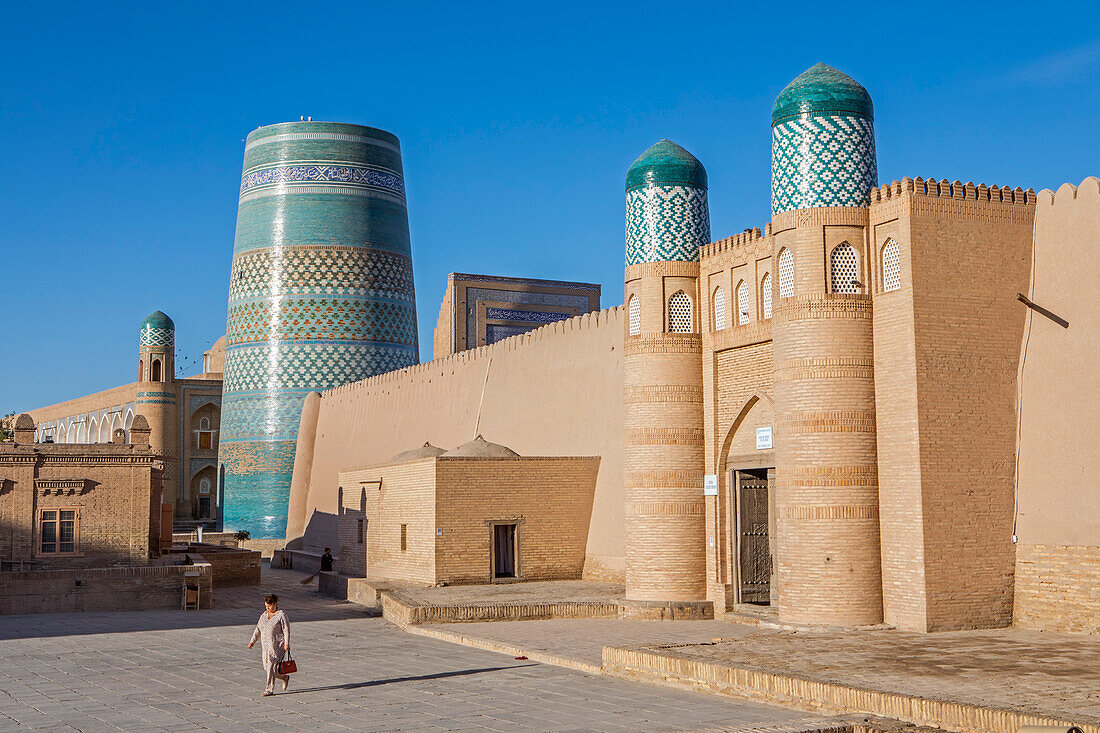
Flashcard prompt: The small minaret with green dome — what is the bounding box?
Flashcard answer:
[138,310,175,383]
[625,139,710,265]
[771,62,877,214]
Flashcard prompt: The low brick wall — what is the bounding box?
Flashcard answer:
[0,564,214,614]
[381,589,618,627]
[1014,543,1100,634]
[270,549,334,575]
[239,539,284,559]
[172,532,240,548]
[190,548,261,587]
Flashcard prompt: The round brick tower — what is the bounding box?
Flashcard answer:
[219,121,419,538]
[621,140,712,619]
[137,310,177,505]
[139,310,174,384]
[769,64,883,625]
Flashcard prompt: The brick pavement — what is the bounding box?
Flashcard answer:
[0,567,839,732]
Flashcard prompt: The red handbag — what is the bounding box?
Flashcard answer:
[276,653,297,675]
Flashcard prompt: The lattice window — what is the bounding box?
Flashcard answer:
[713,287,726,330]
[830,242,860,294]
[778,249,794,298]
[668,291,693,333]
[882,239,901,292]
[737,281,750,325]
[762,273,773,319]
[628,295,640,335]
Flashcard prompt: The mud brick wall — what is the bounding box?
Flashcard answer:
[0,564,213,614]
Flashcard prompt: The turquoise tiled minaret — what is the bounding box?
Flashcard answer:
[771,63,877,215]
[625,140,710,265]
[219,121,419,538]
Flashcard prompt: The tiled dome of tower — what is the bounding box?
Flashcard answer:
[625,139,708,192]
[625,140,710,266]
[771,62,874,125]
[140,311,175,348]
[141,310,174,331]
[770,62,878,215]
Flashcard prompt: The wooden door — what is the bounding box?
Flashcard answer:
[738,472,771,603]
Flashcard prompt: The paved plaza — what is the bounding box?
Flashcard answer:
[0,568,837,733]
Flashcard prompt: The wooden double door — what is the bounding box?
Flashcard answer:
[731,469,773,604]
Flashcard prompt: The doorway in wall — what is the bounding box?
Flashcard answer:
[492,523,517,578]
[733,468,772,604]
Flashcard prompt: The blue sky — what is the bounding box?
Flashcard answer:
[3,2,1099,411]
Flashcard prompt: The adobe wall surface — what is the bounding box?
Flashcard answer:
[188,547,262,587]
[1014,178,1100,633]
[297,307,625,580]
[435,457,599,584]
[0,564,213,614]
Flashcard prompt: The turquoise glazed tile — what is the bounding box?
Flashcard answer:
[625,140,710,265]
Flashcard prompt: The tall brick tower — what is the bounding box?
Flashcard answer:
[769,64,882,625]
[219,121,419,539]
[136,310,177,507]
[621,140,712,619]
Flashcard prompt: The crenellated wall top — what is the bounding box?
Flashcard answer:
[870,177,1035,206]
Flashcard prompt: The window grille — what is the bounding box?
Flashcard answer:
[882,240,901,292]
[830,242,860,294]
[737,281,750,325]
[778,249,794,298]
[40,509,78,555]
[713,287,726,330]
[762,273,773,319]
[628,295,640,335]
[667,291,693,333]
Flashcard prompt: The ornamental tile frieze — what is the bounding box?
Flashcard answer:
[239,163,404,198]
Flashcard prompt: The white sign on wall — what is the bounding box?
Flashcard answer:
[756,426,773,450]
[703,474,718,496]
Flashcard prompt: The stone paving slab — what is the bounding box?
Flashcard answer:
[0,567,839,732]
[417,617,1100,733]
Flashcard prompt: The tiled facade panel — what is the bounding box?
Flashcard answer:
[435,459,599,584]
[906,190,1034,630]
[221,122,419,538]
[868,204,929,631]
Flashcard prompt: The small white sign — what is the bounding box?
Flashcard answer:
[703,474,718,496]
[756,427,773,450]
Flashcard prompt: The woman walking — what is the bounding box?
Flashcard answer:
[248,593,291,696]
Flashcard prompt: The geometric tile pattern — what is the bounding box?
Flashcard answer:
[222,342,417,393]
[626,185,710,265]
[240,163,405,199]
[771,115,877,214]
[485,324,533,345]
[139,325,174,348]
[229,247,414,301]
[225,298,417,347]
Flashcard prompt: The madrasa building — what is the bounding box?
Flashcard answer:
[275,63,1099,635]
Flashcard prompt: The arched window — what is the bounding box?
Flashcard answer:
[138,359,144,382]
[628,295,641,336]
[199,478,211,495]
[778,249,794,298]
[830,242,860,294]
[762,273,773,319]
[712,287,726,330]
[199,416,210,430]
[667,291,693,333]
[882,239,901,292]
[151,359,161,382]
[88,417,98,444]
[736,281,750,325]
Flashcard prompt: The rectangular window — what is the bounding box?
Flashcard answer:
[400,524,407,552]
[357,519,364,544]
[40,509,78,555]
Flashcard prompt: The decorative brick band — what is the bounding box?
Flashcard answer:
[773,296,872,323]
[778,411,876,433]
[778,504,879,520]
[774,357,875,381]
[770,205,870,231]
[624,470,704,488]
[625,333,702,356]
[624,385,704,404]
[624,427,705,446]
[625,260,701,280]
[627,501,707,517]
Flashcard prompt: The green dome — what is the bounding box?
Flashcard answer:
[141,311,174,330]
[625,140,707,192]
[771,63,873,126]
